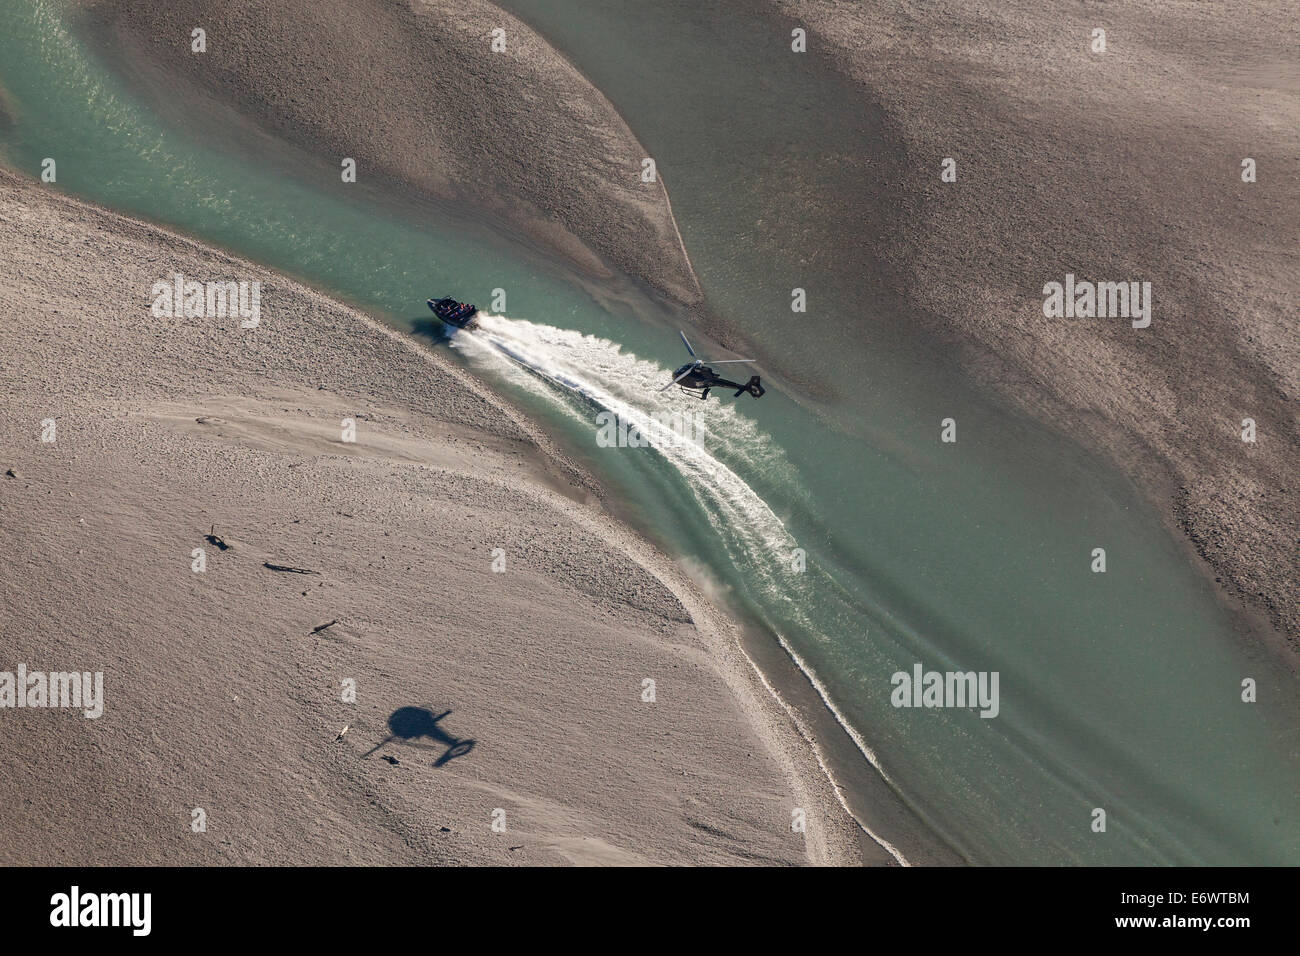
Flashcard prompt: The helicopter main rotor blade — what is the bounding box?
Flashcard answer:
[702,358,756,365]
[658,364,700,392]
[679,330,697,358]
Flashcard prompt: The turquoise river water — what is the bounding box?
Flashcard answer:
[1,0,1296,864]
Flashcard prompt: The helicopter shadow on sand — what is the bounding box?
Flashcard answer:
[363,706,477,767]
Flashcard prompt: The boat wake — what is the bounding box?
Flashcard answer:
[449,315,913,862]
[451,315,824,626]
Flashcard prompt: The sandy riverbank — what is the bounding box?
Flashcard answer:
[0,167,868,865]
[775,0,1300,646]
[77,0,702,308]
[71,0,1299,647]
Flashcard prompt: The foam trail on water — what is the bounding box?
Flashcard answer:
[452,316,818,630]
[448,315,924,860]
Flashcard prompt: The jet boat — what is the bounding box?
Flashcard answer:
[427,296,478,329]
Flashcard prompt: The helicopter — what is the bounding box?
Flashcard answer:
[659,331,765,400]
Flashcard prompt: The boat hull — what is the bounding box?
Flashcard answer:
[427,297,479,330]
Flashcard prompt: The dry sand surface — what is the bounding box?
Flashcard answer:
[0,169,862,865]
[79,0,701,307]
[777,0,1300,644]
[89,0,1300,649]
